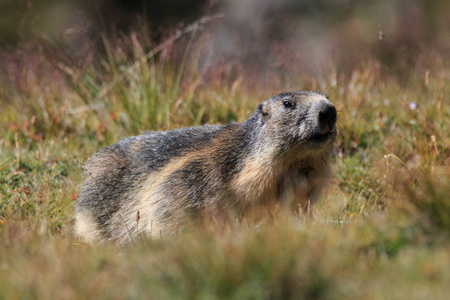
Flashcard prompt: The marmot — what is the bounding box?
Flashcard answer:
[75,91,337,244]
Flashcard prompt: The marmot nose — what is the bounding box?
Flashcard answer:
[317,101,337,132]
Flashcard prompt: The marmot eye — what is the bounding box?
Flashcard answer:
[283,100,293,108]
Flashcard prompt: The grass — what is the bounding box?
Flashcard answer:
[1,18,450,299]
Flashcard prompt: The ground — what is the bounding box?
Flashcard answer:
[0,18,449,299]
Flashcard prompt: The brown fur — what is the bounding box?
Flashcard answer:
[75,91,337,244]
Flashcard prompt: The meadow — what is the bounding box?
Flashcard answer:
[0,15,449,299]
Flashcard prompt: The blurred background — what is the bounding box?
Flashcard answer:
[0,5,449,297]
[1,0,449,77]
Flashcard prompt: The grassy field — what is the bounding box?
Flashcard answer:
[1,19,450,299]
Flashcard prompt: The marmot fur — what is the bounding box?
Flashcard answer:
[75,91,337,244]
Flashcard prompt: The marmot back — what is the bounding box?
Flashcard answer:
[75,91,337,244]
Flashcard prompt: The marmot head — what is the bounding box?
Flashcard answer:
[253,91,337,156]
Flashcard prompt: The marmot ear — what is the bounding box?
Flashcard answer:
[257,103,270,119]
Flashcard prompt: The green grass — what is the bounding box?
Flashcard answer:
[1,23,450,299]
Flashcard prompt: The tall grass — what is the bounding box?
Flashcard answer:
[0,16,449,299]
